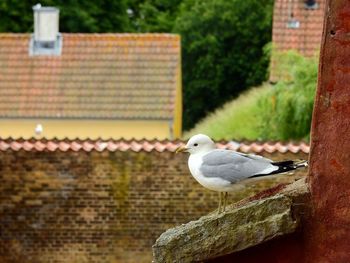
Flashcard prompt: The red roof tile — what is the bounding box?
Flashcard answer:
[0,33,180,120]
[0,138,310,153]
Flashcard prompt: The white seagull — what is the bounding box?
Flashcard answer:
[176,134,308,213]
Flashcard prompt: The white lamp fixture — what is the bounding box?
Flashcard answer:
[35,124,43,136]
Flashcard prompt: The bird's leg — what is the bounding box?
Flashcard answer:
[223,192,228,212]
[218,192,223,214]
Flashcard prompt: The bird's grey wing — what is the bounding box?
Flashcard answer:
[235,152,273,162]
[200,149,275,183]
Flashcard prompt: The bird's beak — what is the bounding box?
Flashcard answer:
[175,146,188,154]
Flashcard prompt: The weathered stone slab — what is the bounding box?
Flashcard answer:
[153,179,308,263]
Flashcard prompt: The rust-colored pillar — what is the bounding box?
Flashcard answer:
[306,0,350,261]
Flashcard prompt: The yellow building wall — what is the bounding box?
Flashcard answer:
[0,120,171,140]
[173,41,183,139]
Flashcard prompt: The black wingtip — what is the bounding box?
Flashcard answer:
[271,160,294,166]
[249,159,308,178]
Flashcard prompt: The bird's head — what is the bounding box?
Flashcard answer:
[176,134,216,154]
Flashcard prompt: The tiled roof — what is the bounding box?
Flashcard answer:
[0,138,310,153]
[272,0,325,56]
[271,0,325,81]
[0,34,180,120]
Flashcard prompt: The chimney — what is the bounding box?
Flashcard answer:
[30,3,62,56]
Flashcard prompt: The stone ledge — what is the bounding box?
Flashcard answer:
[152,178,309,263]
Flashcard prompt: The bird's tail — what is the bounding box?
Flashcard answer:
[293,160,309,169]
[249,159,308,178]
[270,159,308,174]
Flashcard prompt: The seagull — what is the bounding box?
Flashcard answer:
[176,134,308,213]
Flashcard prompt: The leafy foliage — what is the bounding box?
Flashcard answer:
[127,0,183,32]
[0,0,130,33]
[258,50,318,140]
[174,0,274,130]
[186,50,318,141]
[0,0,183,33]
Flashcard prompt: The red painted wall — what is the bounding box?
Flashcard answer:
[304,0,350,261]
[207,233,303,263]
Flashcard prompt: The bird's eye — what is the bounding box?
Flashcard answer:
[194,143,198,147]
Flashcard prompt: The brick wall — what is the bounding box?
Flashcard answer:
[0,150,307,263]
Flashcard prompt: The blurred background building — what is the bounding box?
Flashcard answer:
[270,0,325,81]
[0,6,182,139]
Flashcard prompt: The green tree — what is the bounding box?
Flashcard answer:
[0,0,130,33]
[127,0,183,32]
[174,0,274,130]
[258,50,318,140]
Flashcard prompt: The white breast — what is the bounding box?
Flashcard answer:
[188,154,232,192]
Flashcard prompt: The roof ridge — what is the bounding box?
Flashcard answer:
[0,137,310,153]
[0,33,180,38]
